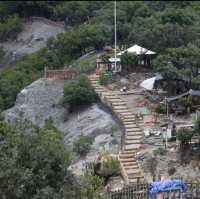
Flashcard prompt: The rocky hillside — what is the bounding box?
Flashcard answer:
[4,78,123,173]
[0,18,65,68]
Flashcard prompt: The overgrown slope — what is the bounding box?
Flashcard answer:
[1,1,200,111]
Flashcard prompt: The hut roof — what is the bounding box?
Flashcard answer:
[117,44,156,56]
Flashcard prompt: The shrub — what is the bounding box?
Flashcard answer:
[176,127,194,144]
[153,147,167,156]
[96,156,120,178]
[0,14,23,41]
[0,46,5,59]
[155,104,166,114]
[168,165,176,176]
[73,134,94,156]
[178,96,192,113]
[194,116,200,135]
[110,124,118,137]
[63,75,97,107]
[99,72,109,85]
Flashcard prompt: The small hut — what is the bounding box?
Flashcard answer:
[117,44,156,72]
[96,57,121,74]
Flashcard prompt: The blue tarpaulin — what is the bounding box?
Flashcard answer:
[148,179,186,198]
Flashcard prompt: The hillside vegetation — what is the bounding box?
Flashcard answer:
[0,1,200,110]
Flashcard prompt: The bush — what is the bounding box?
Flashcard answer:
[176,127,194,144]
[153,147,167,156]
[155,104,166,114]
[73,134,94,156]
[110,124,118,137]
[0,121,81,199]
[96,156,120,178]
[178,96,192,113]
[168,165,176,176]
[64,75,97,107]
[0,14,23,41]
[0,46,5,59]
[194,116,200,135]
[99,72,109,85]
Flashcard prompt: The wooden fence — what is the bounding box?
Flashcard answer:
[106,182,200,199]
[44,66,76,80]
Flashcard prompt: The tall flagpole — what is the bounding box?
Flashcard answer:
[114,1,117,72]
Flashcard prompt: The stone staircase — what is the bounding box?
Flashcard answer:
[89,74,145,185]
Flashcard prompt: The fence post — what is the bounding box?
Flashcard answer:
[44,66,48,78]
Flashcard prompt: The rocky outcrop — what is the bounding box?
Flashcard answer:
[1,18,65,68]
[4,78,67,128]
[4,78,123,175]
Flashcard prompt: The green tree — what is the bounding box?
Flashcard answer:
[176,127,194,145]
[63,75,97,107]
[0,121,81,199]
[153,54,178,79]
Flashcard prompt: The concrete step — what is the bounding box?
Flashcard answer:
[122,116,135,120]
[113,106,128,113]
[122,162,138,167]
[125,140,141,145]
[126,169,141,175]
[113,106,128,110]
[122,118,135,122]
[124,124,138,128]
[123,121,135,125]
[126,135,142,140]
[115,110,130,115]
[126,131,142,136]
[119,112,133,115]
[123,149,136,154]
[119,153,134,159]
[106,96,121,100]
[129,179,144,184]
[124,144,141,150]
[112,102,126,106]
[124,165,139,170]
[128,173,142,179]
[128,176,144,183]
[126,128,141,132]
[107,98,123,102]
[120,157,136,162]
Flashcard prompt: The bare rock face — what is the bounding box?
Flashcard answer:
[4,78,67,128]
[4,78,123,171]
[0,19,65,68]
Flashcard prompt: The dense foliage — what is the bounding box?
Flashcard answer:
[1,1,200,110]
[0,120,107,198]
[0,121,82,199]
[155,104,167,114]
[176,127,194,145]
[63,75,97,107]
[0,48,59,111]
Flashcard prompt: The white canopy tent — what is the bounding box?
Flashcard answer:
[140,74,163,90]
[117,44,156,56]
